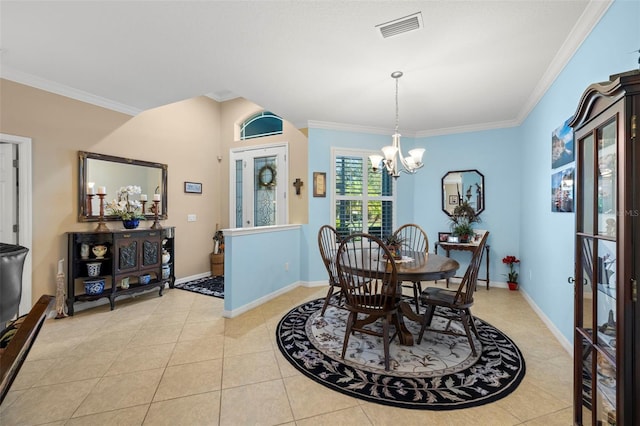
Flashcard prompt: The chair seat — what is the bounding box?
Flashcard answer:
[420,287,473,308]
[416,232,489,357]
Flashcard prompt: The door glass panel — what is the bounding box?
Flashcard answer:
[580,336,594,425]
[596,239,616,361]
[581,237,594,330]
[597,120,616,237]
[235,159,243,227]
[254,156,277,227]
[596,352,617,425]
[580,134,595,234]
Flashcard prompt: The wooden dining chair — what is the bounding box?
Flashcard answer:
[393,223,429,310]
[317,225,344,315]
[417,231,489,356]
[336,233,401,371]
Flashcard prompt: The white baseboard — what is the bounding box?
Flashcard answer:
[519,287,573,356]
[223,281,301,318]
[174,272,211,285]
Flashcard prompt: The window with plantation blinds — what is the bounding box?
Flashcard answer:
[333,150,395,239]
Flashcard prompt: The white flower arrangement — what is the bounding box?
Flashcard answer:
[107,185,145,220]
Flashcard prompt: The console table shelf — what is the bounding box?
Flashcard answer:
[66,227,175,315]
[435,241,490,289]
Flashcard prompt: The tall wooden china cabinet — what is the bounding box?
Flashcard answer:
[569,70,639,425]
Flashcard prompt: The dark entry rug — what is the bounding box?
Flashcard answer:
[174,276,224,299]
[276,297,526,410]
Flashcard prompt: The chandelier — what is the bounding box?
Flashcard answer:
[369,71,425,178]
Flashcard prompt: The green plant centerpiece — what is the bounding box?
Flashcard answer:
[383,234,404,259]
[449,201,480,243]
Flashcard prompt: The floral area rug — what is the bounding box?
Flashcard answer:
[276,297,526,410]
[174,276,224,299]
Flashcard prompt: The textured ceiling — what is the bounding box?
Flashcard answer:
[0,1,612,136]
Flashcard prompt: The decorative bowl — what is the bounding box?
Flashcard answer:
[139,274,151,285]
[92,244,107,259]
[86,262,101,277]
[84,278,105,295]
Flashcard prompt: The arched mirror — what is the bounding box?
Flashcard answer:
[78,151,168,222]
[441,169,485,217]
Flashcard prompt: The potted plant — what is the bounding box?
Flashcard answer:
[449,201,480,243]
[383,234,404,259]
[502,255,520,290]
[106,185,146,229]
[211,227,225,276]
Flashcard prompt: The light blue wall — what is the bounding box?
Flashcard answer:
[517,0,639,341]
[225,226,301,312]
[303,0,639,344]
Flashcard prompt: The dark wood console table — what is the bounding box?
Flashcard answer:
[66,227,175,315]
[435,240,490,290]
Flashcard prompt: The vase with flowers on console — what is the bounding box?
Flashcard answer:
[107,185,145,230]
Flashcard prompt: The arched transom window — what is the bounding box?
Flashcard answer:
[240,111,283,140]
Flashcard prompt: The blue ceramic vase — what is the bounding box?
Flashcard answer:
[122,218,140,229]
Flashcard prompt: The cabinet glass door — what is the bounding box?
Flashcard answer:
[575,111,619,426]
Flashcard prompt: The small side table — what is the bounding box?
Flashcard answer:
[435,241,491,290]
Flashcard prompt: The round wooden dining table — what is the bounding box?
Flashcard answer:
[339,250,460,346]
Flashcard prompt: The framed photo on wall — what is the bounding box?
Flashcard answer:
[184,181,202,194]
[313,172,326,197]
[552,117,574,169]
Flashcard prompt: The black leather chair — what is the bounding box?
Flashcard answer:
[0,243,29,326]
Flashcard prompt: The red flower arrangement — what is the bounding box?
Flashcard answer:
[502,255,521,283]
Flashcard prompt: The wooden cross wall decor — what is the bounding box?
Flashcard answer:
[293,178,304,195]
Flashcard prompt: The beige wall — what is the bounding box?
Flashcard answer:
[219,98,309,226]
[0,79,308,306]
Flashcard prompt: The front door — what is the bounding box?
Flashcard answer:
[230,144,287,228]
[0,143,17,244]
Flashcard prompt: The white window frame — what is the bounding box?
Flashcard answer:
[331,147,396,236]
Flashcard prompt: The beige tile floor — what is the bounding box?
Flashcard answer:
[0,282,574,425]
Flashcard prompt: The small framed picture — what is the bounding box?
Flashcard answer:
[184,181,202,194]
[438,232,452,243]
[313,172,326,197]
[448,195,459,205]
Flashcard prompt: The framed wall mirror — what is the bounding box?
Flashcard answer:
[441,169,485,217]
[78,151,168,222]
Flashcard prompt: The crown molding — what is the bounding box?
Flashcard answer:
[307,119,520,138]
[516,0,613,124]
[306,120,418,138]
[0,66,141,116]
[414,118,521,138]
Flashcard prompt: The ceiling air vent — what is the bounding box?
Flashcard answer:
[376,12,423,39]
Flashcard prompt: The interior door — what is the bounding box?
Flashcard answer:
[0,143,17,244]
[230,144,287,228]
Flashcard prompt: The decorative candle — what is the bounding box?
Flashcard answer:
[153,194,161,201]
[140,194,147,201]
[87,182,95,195]
[97,186,106,195]
[57,259,64,275]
